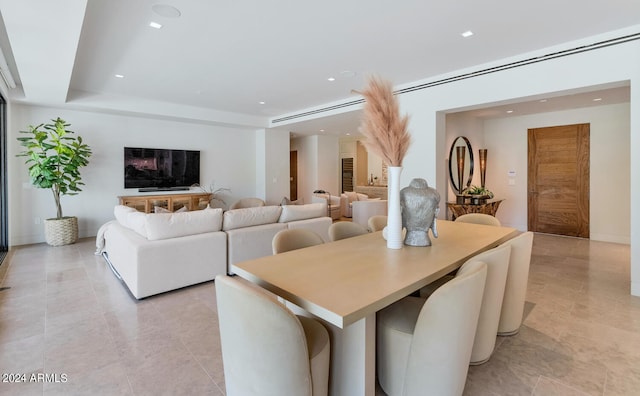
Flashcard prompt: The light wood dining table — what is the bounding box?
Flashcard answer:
[231,220,518,396]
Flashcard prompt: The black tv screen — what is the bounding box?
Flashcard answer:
[124,147,200,190]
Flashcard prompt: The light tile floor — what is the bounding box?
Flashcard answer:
[0,233,638,395]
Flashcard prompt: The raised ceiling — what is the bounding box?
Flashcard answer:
[0,0,638,134]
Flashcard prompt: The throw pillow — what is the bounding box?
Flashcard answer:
[345,191,358,203]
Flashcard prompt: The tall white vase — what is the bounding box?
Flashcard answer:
[386,166,404,249]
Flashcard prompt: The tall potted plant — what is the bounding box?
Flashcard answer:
[17,117,92,246]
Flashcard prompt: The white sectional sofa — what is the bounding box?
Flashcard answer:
[100,203,331,299]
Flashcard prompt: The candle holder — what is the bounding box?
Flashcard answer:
[479,149,487,188]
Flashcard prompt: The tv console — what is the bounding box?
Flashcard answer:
[118,192,212,213]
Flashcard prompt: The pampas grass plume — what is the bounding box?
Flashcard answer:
[356,75,411,167]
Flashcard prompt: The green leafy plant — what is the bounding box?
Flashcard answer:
[462,185,494,198]
[17,118,92,219]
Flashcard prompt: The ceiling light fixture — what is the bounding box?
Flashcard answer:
[327,77,336,82]
[259,101,266,105]
[115,74,124,78]
[506,110,514,114]
[539,99,547,103]
[151,4,181,18]
[593,98,602,101]
[461,30,474,38]
[149,21,163,29]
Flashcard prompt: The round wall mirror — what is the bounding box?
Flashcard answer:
[448,136,474,195]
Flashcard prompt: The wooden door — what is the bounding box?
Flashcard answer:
[290,150,298,201]
[528,124,590,238]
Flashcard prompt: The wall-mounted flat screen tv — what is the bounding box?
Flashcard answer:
[124,147,200,191]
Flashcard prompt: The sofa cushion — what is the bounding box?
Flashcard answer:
[114,205,148,238]
[114,205,137,225]
[279,203,326,223]
[145,207,223,241]
[222,206,283,231]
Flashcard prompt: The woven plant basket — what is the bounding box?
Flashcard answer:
[44,217,78,246]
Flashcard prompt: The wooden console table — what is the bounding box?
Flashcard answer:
[118,192,212,213]
[447,199,503,220]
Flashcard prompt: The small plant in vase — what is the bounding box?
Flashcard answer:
[462,185,494,204]
[191,181,231,209]
[17,117,92,246]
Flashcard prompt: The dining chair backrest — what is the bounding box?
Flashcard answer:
[368,215,387,232]
[498,231,534,335]
[272,228,324,254]
[377,261,487,396]
[215,275,321,396]
[465,243,511,364]
[455,213,501,226]
[328,221,368,241]
[230,197,266,210]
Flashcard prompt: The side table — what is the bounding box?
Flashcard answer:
[447,199,503,220]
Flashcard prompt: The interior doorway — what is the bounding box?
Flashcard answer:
[289,150,298,201]
[527,123,590,238]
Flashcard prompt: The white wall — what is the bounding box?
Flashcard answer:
[290,135,339,202]
[256,129,290,205]
[8,104,259,245]
[290,136,317,205]
[478,103,630,243]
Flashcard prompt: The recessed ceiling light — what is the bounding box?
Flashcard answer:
[539,99,547,103]
[327,77,336,82]
[259,101,266,105]
[151,4,181,18]
[461,30,474,38]
[593,98,602,101]
[506,110,514,114]
[320,129,325,132]
[114,74,124,78]
[149,21,163,29]
[346,133,351,136]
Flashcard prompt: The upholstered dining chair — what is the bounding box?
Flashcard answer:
[215,275,330,396]
[377,261,487,396]
[498,231,534,335]
[229,197,266,210]
[419,243,511,365]
[454,213,501,226]
[272,228,324,254]
[328,221,368,241]
[367,215,387,232]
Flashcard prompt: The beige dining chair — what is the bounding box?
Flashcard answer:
[498,231,534,335]
[420,243,511,365]
[454,213,501,226]
[328,221,368,241]
[215,275,330,396]
[229,197,266,210]
[272,228,324,254]
[377,261,487,396]
[367,215,387,232]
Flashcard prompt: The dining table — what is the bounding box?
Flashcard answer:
[231,219,518,396]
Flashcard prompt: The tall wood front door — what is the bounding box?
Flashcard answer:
[527,123,590,238]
